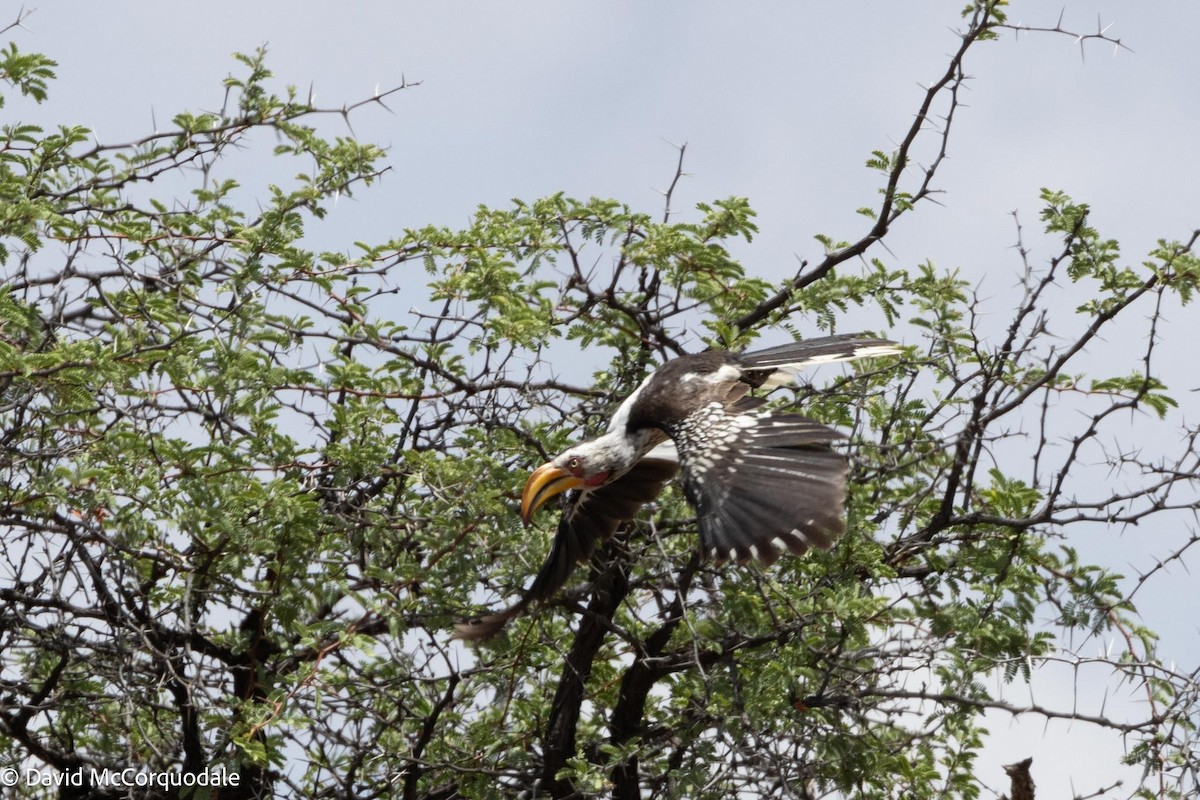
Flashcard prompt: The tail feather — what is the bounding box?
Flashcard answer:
[740,334,900,389]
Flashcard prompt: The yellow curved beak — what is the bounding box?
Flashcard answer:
[520,463,583,525]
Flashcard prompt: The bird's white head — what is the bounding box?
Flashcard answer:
[519,431,643,524]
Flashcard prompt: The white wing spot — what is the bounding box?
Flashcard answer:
[705,364,742,384]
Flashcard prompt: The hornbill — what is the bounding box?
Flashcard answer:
[454,333,900,640]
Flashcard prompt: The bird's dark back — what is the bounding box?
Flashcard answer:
[624,351,740,433]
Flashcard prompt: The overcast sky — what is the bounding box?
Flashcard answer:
[14,3,1199,795]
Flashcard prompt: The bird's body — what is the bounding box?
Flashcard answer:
[454,334,899,640]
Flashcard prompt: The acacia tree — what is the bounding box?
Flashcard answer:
[1,3,1198,799]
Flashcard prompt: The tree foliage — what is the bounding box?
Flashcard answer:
[2,3,1198,799]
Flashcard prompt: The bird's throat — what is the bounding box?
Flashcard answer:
[583,470,611,488]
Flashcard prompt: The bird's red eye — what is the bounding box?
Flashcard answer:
[566,456,582,473]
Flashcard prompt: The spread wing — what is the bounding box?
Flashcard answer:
[453,456,679,641]
[668,404,848,565]
[657,335,895,563]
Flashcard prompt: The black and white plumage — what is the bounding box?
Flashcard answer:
[454,334,900,640]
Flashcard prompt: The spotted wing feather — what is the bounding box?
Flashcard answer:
[668,405,848,565]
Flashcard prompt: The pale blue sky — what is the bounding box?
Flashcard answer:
[13,3,1199,794]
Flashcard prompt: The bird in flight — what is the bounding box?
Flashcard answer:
[454,333,900,640]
